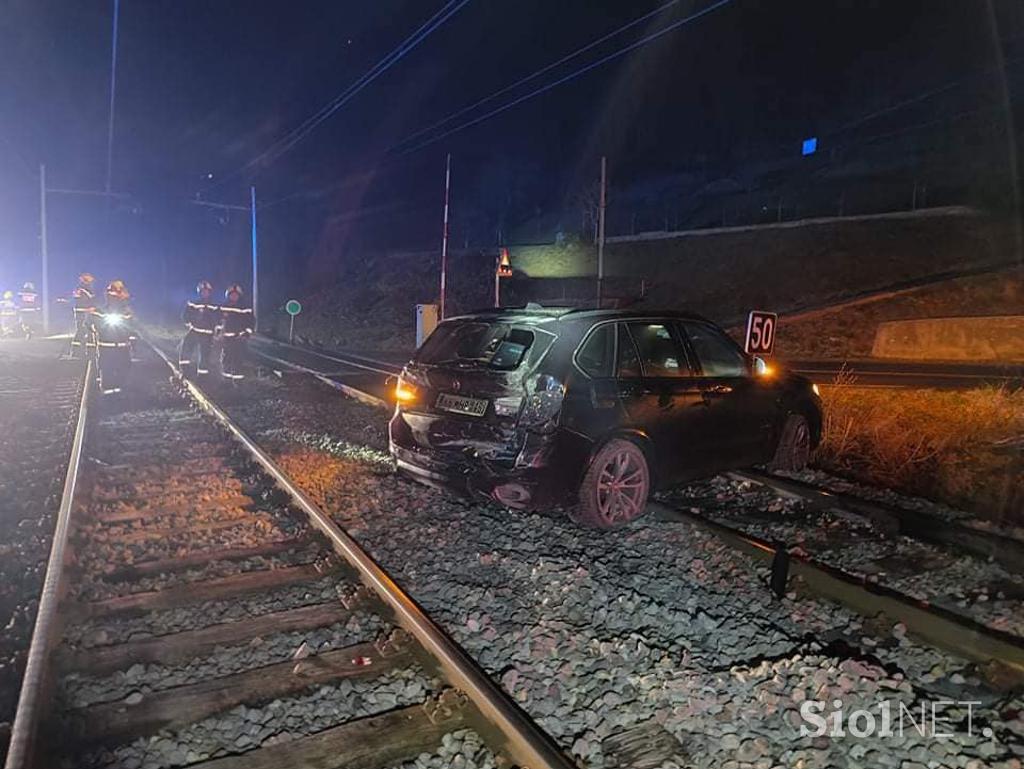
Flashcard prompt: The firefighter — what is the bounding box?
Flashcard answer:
[96,280,134,394]
[0,290,17,338]
[219,283,253,380]
[17,282,41,338]
[179,280,218,375]
[68,272,98,358]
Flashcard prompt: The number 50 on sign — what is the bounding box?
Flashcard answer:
[745,310,777,356]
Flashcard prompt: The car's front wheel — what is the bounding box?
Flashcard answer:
[573,438,651,528]
[768,413,812,472]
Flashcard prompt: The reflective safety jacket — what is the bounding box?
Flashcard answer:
[0,297,16,319]
[96,298,134,347]
[183,299,219,334]
[220,303,253,338]
[73,285,97,315]
[17,290,39,313]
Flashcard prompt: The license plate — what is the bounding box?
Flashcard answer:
[436,392,488,417]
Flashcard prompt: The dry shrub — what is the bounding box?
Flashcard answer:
[815,377,1024,521]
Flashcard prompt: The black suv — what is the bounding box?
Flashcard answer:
[389,308,822,528]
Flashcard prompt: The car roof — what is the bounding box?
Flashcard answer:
[446,305,713,327]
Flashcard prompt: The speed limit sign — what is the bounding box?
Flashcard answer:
[745,310,778,356]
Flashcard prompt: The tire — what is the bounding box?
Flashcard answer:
[573,438,651,528]
[768,413,812,472]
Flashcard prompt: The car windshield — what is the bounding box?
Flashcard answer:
[417,321,536,371]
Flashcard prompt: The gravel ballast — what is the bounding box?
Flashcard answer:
[659,476,1024,639]
[76,667,437,769]
[0,340,86,763]
[62,610,388,708]
[199,369,1024,768]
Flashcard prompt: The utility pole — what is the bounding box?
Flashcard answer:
[439,153,451,319]
[104,0,120,199]
[39,164,49,335]
[596,155,607,308]
[250,186,259,331]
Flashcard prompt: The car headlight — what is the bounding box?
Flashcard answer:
[812,382,820,396]
[103,313,125,327]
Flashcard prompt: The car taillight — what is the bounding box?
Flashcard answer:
[519,374,565,432]
[395,377,419,404]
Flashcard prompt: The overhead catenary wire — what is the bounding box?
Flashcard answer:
[390,0,686,151]
[227,3,1021,214]
[258,0,732,208]
[262,0,471,162]
[830,54,1024,137]
[398,0,734,155]
[214,0,472,187]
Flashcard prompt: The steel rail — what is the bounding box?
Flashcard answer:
[730,469,1024,575]
[651,499,1024,675]
[5,360,93,769]
[250,347,389,409]
[254,334,400,376]
[143,339,575,769]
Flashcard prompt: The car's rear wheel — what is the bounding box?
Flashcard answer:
[573,439,651,528]
[769,413,812,472]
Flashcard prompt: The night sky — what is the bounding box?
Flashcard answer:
[1,0,1021,312]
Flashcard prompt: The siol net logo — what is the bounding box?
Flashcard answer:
[799,698,991,739]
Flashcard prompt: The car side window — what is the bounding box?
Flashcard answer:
[679,321,749,377]
[627,322,689,378]
[576,323,615,378]
[616,323,642,378]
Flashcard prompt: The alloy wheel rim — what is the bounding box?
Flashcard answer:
[596,449,647,524]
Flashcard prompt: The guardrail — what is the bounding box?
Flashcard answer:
[5,361,93,769]
[143,339,575,769]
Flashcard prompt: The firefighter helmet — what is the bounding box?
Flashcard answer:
[22,282,35,292]
[2,290,12,300]
[224,283,244,300]
[79,272,95,285]
[106,279,129,299]
[196,280,213,295]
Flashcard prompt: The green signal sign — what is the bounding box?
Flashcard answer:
[285,299,302,316]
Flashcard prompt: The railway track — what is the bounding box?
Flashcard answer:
[254,336,1024,687]
[4,342,573,769]
[655,470,1024,667]
[0,344,90,762]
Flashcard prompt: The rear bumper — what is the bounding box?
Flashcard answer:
[388,413,589,510]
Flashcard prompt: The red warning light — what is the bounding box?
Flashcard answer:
[497,248,513,278]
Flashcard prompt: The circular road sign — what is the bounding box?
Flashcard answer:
[285,299,302,316]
